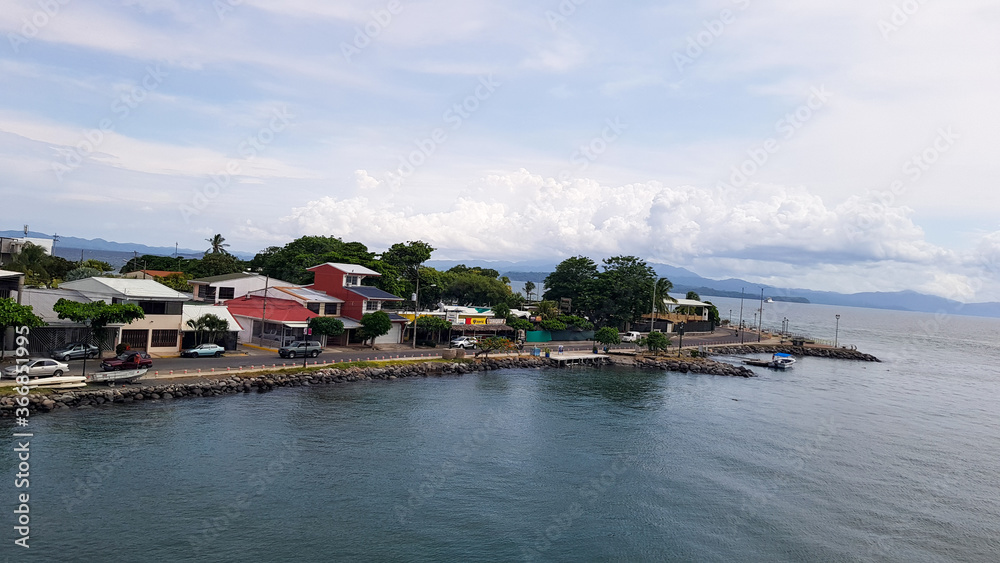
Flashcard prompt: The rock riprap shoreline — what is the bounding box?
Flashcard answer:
[707,344,881,362]
[626,356,757,378]
[1,357,547,417]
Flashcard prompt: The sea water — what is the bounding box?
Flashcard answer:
[5,302,1000,562]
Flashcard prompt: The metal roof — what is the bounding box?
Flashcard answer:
[182,304,244,331]
[271,286,344,303]
[18,288,95,324]
[60,277,191,300]
[307,262,381,276]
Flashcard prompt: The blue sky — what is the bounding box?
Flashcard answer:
[3,0,1000,300]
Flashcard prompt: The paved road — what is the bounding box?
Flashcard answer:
[48,328,757,377]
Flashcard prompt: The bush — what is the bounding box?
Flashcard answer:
[115,343,129,355]
[417,340,437,348]
[539,319,567,331]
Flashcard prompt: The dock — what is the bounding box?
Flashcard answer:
[545,352,610,367]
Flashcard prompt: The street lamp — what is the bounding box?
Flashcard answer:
[835,314,840,348]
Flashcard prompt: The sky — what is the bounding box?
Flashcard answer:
[2,0,1000,301]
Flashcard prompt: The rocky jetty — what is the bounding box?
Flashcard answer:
[629,356,757,378]
[0,356,547,417]
[707,344,881,362]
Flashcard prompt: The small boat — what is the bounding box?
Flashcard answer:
[765,297,773,303]
[27,375,87,388]
[86,368,148,386]
[768,353,795,369]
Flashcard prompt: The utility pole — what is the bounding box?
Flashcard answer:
[757,288,764,342]
[835,314,840,348]
[259,274,269,347]
[412,265,421,349]
[738,287,745,344]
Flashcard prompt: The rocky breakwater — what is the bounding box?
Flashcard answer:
[707,344,881,362]
[0,356,548,417]
[629,356,757,378]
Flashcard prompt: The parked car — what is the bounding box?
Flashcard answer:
[450,336,478,349]
[3,358,70,379]
[620,331,642,343]
[100,351,153,371]
[181,343,225,358]
[50,342,100,361]
[278,340,323,358]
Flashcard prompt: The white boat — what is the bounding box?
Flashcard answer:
[765,297,773,303]
[27,375,87,388]
[768,353,796,369]
[86,368,148,386]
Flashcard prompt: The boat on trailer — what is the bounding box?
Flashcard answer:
[86,368,148,386]
[26,375,87,388]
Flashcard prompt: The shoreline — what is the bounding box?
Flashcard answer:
[0,344,879,417]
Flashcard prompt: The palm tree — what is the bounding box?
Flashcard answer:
[206,234,230,254]
[651,277,677,329]
[7,242,50,285]
[524,281,536,302]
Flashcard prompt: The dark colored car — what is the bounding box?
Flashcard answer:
[50,342,100,361]
[100,351,153,371]
[278,340,323,358]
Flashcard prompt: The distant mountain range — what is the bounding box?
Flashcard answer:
[0,230,256,260]
[7,231,996,318]
[427,259,1000,319]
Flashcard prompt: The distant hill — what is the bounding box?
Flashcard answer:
[0,230,256,260]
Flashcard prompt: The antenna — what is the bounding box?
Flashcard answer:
[23,224,28,236]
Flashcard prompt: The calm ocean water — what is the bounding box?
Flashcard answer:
[5,302,1000,562]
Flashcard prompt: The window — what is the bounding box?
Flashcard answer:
[307,302,321,314]
[139,301,167,315]
[345,275,360,286]
[151,330,178,347]
[365,300,381,312]
[325,303,339,316]
[218,287,235,300]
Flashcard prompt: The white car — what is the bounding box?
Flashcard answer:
[620,331,642,343]
[3,358,71,379]
[450,336,478,349]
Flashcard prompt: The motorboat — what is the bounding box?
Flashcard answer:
[768,353,796,369]
[26,375,87,388]
[86,367,148,386]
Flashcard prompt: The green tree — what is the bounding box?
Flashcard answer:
[309,316,345,340]
[686,291,700,301]
[507,317,533,332]
[7,242,51,286]
[0,298,45,359]
[52,299,145,358]
[476,336,515,359]
[358,310,392,348]
[415,315,451,343]
[80,259,113,272]
[155,273,192,292]
[206,234,230,254]
[542,256,598,303]
[249,236,377,285]
[523,280,536,301]
[539,318,567,331]
[381,240,434,300]
[557,315,593,330]
[187,313,230,345]
[121,254,189,274]
[492,302,511,319]
[536,300,559,320]
[65,267,103,281]
[192,252,244,278]
[645,331,670,355]
[589,256,656,329]
[594,326,621,350]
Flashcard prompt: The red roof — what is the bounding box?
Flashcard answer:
[223,295,318,323]
[142,270,184,277]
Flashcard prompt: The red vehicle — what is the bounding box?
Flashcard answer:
[100,351,153,371]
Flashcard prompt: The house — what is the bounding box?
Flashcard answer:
[224,295,322,348]
[644,294,714,333]
[306,263,407,345]
[0,236,54,266]
[123,269,185,280]
[0,269,24,302]
[241,286,354,346]
[58,277,190,354]
[182,303,243,350]
[188,272,292,304]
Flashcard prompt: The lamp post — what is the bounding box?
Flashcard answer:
[256,271,269,347]
[738,287,745,344]
[835,314,840,348]
[412,265,423,349]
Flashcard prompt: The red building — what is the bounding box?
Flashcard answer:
[306,263,407,344]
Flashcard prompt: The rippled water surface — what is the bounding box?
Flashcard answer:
[6,303,1000,562]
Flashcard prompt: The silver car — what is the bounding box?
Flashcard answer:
[3,358,71,379]
[50,342,100,361]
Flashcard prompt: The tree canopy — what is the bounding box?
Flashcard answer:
[309,316,345,338]
[52,299,145,355]
[0,298,45,359]
[186,313,230,345]
[358,311,392,348]
[542,256,598,303]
